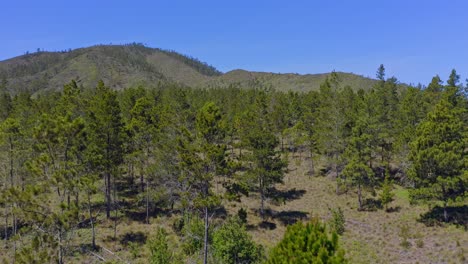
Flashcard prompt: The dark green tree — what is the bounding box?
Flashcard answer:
[212,217,263,264]
[266,219,347,264]
[408,95,466,222]
[86,80,125,219]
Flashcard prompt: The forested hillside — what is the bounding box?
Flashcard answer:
[0,43,379,94]
[0,65,466,263]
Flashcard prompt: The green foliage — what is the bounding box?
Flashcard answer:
[148,227,172,264]
[408,95,466,221]
[380,174,394,211]
[266,219,347,264]
[182,216,207,255]
[329,207,345,235]
[212,217,263,264]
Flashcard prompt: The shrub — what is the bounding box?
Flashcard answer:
[181,216,206,255]
[212,217,263,264]
[380,174,394,211]
[147,227,172,264]
[329,207,345,235]
[266,218,347,264]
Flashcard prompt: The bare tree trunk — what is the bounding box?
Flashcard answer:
[358,183,362,211]
[140,174,144,193]
[4,207,8,246]
[58,228,63,264]
[334,161,339,195]
[113,174,117,243]
[87,191,96,250]
[146,179,149,224]
[443,202,448,223]
[260,176,265,220]
[203,206,209,264]
[105,172,111,219]
[9,138,14,188]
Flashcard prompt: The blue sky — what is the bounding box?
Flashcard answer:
[1,0,468,85]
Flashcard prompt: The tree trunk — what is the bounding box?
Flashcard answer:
[4,207,8,244]
[310,151,315,176]
[203,206,209,264]
[146,179,149,224]
[105,172,111,219]
[334,162,339,195]
[358,183,362,211]
[9,138,14,188]
[140,174,144,193]
[58,228,63,264]
[87,191,96,250]
[260,176,265,220]
[443,202,448,223]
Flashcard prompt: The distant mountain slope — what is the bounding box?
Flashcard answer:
[208,69,377,92]
[0,44,379,93]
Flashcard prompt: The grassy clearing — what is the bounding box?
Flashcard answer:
[1,152,465,263]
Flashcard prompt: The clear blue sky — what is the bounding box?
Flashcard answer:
[2,0,468,85]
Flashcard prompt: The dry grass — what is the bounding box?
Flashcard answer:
[223,153,467,264]
[1,151,466,263]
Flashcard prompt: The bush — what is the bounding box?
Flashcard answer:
[172,217,185,235]
[380,175,394,211]
[212,217,263,264]
[329,207,345,235]
[181,216,206,255]
[147,227,172,264]
[266,218,347,264]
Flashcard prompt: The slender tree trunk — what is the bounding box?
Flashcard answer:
[13,208,17,262]
[310,150,314,178]
[58,228,63,264]
[105,172,111,219]
[203,206,209,264]
[67,192,71,208]
[334,161,339,195]
[4,207,8,245]
[358,182,362,211]
[260,176,265,220]
[113,174,117,242]
[9,139,14,188]
[443,202,448,223]
[146,179,149,224]
[281,136,284,152]
[140,174,144,193]
[87,191,96,250]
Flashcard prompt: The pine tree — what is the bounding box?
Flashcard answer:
[380,173,394,211]
[342,99,374,210]
[86,80,125,219]
[408,95,466,222]
[243,92,287,220]
[266,219,347,264]
[315,73,348,194]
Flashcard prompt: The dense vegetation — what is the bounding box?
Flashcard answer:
[0,65,466,263]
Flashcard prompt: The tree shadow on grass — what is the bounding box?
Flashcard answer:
[123,207,175,222]
[258,221,277,230]
[359,198,382,212]
[120,231,147,246]
[385,206,401,213]
[268,187,306,205]
[274,210,309,225]
[254,208,309,227]
[418,205,467,230]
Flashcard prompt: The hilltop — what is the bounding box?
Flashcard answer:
[0,43,379,93]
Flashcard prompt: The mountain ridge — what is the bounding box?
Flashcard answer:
[0,43,380,93]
